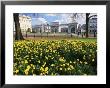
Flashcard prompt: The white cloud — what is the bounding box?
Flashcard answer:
[53,20,60,22]
[59,14,73,24]
[46,13,56,16]
[38,18,47,24]
[32,17,47,25]
[51,14,70,24]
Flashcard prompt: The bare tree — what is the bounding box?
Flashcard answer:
[13,13,24,40]
[85,13,90,38]
[72,13,97,38]
[47,24,49,37]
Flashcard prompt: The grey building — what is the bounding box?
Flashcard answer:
[88,17,97,33]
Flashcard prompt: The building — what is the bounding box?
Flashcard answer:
[32,25,42,33]
[32,14,78,34]
[59,25,68,33]
[81,17,97,33]
[50,14,78,33]
[33,24,51,33]
[81,24,86,30]
[88,17,97,33]
[19,15,32,32]
[67,15,78,34]
[68,23,77,33]
[50,22,59,33]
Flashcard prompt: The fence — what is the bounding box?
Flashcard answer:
[13,31,97,39]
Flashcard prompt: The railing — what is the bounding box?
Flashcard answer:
[13,31,97,39]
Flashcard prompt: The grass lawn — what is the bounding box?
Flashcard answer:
[24,37,97,43]
[75,38,97,42]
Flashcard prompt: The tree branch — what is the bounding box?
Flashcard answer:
[89,15,97,19]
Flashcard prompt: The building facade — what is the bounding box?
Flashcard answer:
[33,22,78,34]
[33,24,51,33]
[51,22,59,33]
[32,15,78,33]
[88,17,97,33]
[19,15,32,32]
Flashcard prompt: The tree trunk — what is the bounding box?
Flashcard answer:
[14,13,24,40]
[94,30,96,37]
[85,13,90,38]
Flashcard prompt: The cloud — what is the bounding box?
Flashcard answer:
[59,14,73,24]
[53,20,60,22]
[46,13,57,16]
[32,17,47,25]
[60,13,86,25]
[38,18,47,24]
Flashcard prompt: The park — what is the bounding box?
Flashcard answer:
[13,13,97,75]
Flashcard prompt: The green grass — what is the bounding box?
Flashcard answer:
[24,37,97,43]
[74,38,97,42]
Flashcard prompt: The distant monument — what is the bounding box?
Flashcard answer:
[68,14,78,34]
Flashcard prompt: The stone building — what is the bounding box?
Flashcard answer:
[50,22,59,33]
[19,15,32,32]
[88,17,97,33]
[32,14,78,34]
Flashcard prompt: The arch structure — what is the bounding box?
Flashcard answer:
[68,23,78,34]
[33,23,78,33]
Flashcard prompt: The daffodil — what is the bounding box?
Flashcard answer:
[51,64,55,67]
[15,69,19,74]
[84,62,88,64]
[24,69,29,75]
[45,67,48,71]
[60,68,62,70]
[14,40,97,75]
[92,59,94,62]
[25,60,28,64]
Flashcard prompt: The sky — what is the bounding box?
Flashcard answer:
[19,13,96,27]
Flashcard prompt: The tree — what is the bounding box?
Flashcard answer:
[14,13,24,40]
[72,13,97,38]
[47,24,49,37]
[85,13,90,38]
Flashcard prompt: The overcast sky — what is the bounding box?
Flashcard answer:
[19,13,97,26]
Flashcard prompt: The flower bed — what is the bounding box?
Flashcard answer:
[14,40,97,75]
